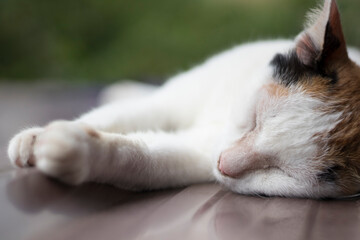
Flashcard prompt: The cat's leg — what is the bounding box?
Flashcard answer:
[76,80,204,134]
[7,90,192,169]
[7,89,203,170]
[75,94,181,134]
[15,121,216,189]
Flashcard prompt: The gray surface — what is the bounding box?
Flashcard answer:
[1,84,360,240]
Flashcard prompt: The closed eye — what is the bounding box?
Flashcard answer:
[317,165,341,182]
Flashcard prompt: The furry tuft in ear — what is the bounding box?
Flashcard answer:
[295,0,348,67]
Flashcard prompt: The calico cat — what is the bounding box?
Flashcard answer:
[8,0,360,198]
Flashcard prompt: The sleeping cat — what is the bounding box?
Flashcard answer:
[8,0,360,198]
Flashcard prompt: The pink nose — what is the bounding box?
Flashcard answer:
[218,154,232,177]
[218,150,274,178]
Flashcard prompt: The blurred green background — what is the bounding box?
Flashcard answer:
[0,0,359,83]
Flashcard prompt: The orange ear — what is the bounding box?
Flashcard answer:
[296,0,348,68]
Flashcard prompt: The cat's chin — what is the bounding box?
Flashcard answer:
[214,166,344,199]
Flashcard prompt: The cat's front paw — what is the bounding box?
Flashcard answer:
[34,121,98,185]
[8,127,44,167]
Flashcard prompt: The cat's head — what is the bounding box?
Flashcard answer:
[216,0,360,198]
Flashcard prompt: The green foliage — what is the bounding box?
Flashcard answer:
[0,0,359,82]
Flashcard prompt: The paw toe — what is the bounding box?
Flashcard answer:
[34,122,91,185]
[8,127,43,168]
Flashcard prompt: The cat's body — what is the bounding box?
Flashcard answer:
[8,0,360,198]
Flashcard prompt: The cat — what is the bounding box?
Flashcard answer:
[7,0,360,198]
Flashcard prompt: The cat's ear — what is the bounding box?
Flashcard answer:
[295,0,349,67]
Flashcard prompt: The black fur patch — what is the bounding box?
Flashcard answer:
[271,51,339,87]
[270,51,316,87]
[270,22,340,86]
